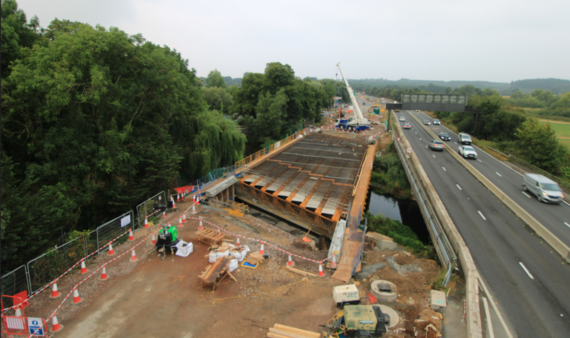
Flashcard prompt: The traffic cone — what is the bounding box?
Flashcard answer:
[287,255,294,267]
[191,205,197,215]
[331,255,337,269]
[198,219,203,230]
[236,238,241,246]
[183,212,187,223]
[173,200,176,209]
[260,244,265,255]
[50,282,61,298]
[108,242,115,256]
[52,316,64,332]
[130,249,138,262]
[196,195,200,206]
[151,234,156,245]
[80,259,88,274]
[128,228,134,241]
[193,195,196,203]
[318,263,325,277]
[163,211,166,219]
[14,306,22,317]
[100,265,109,281]
[178,216,183,228]
[72,287,82,304]
[177,194,180,202]
[144,216,149,228]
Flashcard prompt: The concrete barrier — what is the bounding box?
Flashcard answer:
[408,111,570,263]
[392,112,483,338]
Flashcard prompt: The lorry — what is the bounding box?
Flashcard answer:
[336,63,370,132]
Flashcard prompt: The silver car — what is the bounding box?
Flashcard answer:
[523,173,563,204]
[399,116,406,122]
[458,145,477,159]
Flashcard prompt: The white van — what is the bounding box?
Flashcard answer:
[522,174,564,204]
[458,133,472,145]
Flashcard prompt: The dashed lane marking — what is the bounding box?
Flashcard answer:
[456,184,462,190]
[478,211,486,220]
[496,172,502,177]
[519,262,534,280]
[442,167,446,171]
[522,192,531,198]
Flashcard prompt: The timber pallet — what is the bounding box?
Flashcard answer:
[196,228,225,245]
[267,323,320,338]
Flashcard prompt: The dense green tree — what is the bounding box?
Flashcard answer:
[1,22,245,271]
[1,0,43,78]
[515,119,568,173]
[205,69,226,88]
[202,86,233,113]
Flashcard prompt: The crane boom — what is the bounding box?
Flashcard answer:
[336,63,367,124]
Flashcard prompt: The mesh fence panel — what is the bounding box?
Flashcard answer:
[0,266,29,304]
[136,191,166,231]
[96,211,134,252]
[27,237,84,293]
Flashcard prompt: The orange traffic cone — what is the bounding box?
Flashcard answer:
[100,265,109,281]
[178,216,183,228]
[191,205,197,215]
[163,211,166,219]
[182,212,187,223]
[14,306,22,317]
[260,244,265,255]
[318,263,324,277]
[52,316,64,332]
[72,287,82,304]
[287,255,294,267]
[198,219,203,230]
[128,228,134,241]
[236,238,241,246]
[173,200,176,209]
[331,255,337,269]
[108,242,115,256]
[130,249,138,262]
[144,216,149,228]
[151,234,156,245]
[80,259,88,274]
[196,194,200,206]
[177,194,180,202]
[50,282,61,298]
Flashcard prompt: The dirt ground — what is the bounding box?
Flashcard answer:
[9,123,462,337]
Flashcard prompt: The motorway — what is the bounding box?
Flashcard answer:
[393,108,570,337]
[409,109,570,247]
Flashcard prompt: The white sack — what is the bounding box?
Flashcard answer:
[228,259,239,273]
[175,241,193,257]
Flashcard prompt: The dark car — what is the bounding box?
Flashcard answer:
[429,140,445,151]
[439,132,451,141]
[403,123,412,129]
[423,119,431,125]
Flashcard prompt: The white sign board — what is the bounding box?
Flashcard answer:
[120,215,131,228]
[28,317,45,336]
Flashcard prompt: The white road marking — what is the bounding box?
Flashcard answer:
[522,192,531,198]
[496,172,502,177]
[425,146,428,149]
[519,262,534,280]
[432,155,436,158]
[419,138,422,141]
[478,211,486,220]
[454,142,457,144]
[442,167,446,171]
[477,159,482,163]
[565,222,570,228]
[456,184,462,190]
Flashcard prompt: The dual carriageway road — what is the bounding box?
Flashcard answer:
[387,107,570,337]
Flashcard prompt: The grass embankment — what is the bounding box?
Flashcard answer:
[366,211,432,257]
[370,141,411,199]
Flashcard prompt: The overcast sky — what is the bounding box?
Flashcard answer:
[17,0,570,82]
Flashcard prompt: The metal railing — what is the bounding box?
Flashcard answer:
[392,132,457,276]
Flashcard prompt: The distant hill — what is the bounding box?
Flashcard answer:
[510,78,570,95]
[346,78,570,95]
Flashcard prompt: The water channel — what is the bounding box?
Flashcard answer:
[365,190,432,245]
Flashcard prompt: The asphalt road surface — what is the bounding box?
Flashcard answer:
[396,108,570,337]
[409,109,570,247]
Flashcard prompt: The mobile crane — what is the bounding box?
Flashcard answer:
[335,63,370,132]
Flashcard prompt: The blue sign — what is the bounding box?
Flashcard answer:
[28,317,44,336]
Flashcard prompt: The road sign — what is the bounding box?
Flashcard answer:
[407,147,413,154]
[28,317,45,336]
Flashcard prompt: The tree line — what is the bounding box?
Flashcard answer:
[0,0,246,272]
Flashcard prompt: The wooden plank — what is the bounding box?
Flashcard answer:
[202,257,229,283]
[285,266,317,277]
[267,333,292,338]
[273,324,321,338]
[269,328,313,338]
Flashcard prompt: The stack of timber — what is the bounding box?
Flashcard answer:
[267,324,320,338]
[196,228,225,245]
